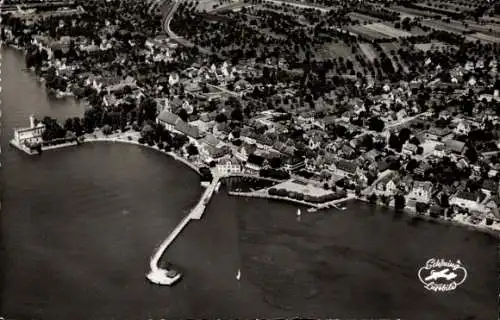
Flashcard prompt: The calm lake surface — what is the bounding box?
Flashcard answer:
[1,47,498,319]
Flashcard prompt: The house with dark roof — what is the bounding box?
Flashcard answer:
[156,110,180,131]
[481,179,498,196]
[334,159,359,177]
[174,120,203,139]
[200,133,221,148]
[444,139,466,154]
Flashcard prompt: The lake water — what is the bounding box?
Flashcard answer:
[1,47,498,319]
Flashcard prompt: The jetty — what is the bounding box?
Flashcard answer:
[146,174,221,285]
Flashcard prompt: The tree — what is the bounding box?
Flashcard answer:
[409,136,420,145]
[102,124,113,135]
[178,108,189,122]
[394,194,406,212]
[361,134,374,150]
[215,113,228,123]
[270,157,282,169]
[465,147,478,163]
[406,158,418,172]
[64,118,74,132]
[368,117,385,132]
[140,97,158,122]
[398,128,411,143]
[369,194,377,204]
[231,108,243,122]
[389,134,402,151]
[186,143,199,156]
[440,193,450,208]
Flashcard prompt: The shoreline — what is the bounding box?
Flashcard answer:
[9,131,202,175]
[357,197,500,238]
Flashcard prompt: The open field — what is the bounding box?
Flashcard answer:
[465,20,500,36]
[465,32,500,43]
[316,41,356,60]
[359,43,378,62]
[379,42,408,73]
[196,0,219,12]
[362,22,413,38]
[346,25,389,40]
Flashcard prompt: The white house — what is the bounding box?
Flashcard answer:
[454,121,471,136]
[216,158,242,175]
[308,135,322,150]
[402,142,418,155]
[407,181,433,204]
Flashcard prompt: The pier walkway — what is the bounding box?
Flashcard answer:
[147,174,221,285]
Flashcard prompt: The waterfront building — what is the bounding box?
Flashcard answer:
[156,110,180,131]
[13,115,45,146]
[216,158,242,174]
[407,181,433,204]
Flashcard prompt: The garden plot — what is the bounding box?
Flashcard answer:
[380,42,407,73]
[421,19,470,34]
[362,22,413,38]
[359,43,378,62]
[391,5,439,18]
[346,25,388,40]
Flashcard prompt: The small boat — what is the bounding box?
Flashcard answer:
[297,208,301,216]
[307,208,317,213]
[236,269,241,280]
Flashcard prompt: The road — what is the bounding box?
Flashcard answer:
[262,0,331,13]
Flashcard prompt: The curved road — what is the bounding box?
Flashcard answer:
[161,0,216,56]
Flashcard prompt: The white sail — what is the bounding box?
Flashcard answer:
[236,269,241,280]
[297,209,301,216]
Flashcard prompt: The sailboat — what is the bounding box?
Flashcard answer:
[297,208,301,216]
[236,269,241,280]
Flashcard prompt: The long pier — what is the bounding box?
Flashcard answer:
[146,174,221,285]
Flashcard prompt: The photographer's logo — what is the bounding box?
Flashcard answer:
[418,258,467,292]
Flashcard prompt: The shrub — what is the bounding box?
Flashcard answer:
[276,189,288,197]
[138,137,145,144]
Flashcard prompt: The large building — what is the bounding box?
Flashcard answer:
[13,115,45,146]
